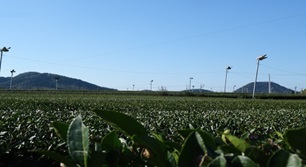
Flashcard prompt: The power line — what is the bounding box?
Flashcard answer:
[261,64,306,76]
[59,12,306,61]
[8,55,224,75]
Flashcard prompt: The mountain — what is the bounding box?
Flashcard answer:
[235,82,294,94]
[183,89,213,93]
[0,72,116,91]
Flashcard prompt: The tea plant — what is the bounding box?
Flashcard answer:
[1,91,306,166]
[38,110,306,166]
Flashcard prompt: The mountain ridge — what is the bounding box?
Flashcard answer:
[0,72,296,93]
[235,81,295,94]
[0,71,116,91]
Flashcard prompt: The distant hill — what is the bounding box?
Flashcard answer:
[235,82,294,94]
[0,72,116,91]
[183,89,213,93]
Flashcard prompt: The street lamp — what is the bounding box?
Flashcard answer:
[200,84,205,93]
[0,47,11,75]
[224,66,232,92]
[189,77,193,91]
[10,69,16,90]
[252,54,267,98]
[55,76,59,90]
[150,80,153,91]
[233,85,236,92]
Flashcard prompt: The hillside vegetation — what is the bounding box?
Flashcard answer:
[0,72,116,90]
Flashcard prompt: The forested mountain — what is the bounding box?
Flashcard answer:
[0,72,116,90]
[0,72,295,93]
[235,82,294,94]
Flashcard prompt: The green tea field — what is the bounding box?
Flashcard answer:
[0,91,306,166]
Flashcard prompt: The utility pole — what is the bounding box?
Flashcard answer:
[268,74,271,94]
[150,80,153,91]
[0,47,11,75]
[252,54,267,99]
[189,77,193,92]
[200,84,205,93]
[233,85,236,92]
[55,76,59,90]
[224,66,231,92]
[10,69,16,90]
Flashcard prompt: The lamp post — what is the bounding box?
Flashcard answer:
[224,66,232,92]
[252,54,267,98]
[150,80,153,91]
[0,47,11,75]
[55,76,59,90]
[10,69,16,90]
[189,77,193,91]
[200,84,205,93]
[133,84,135,91]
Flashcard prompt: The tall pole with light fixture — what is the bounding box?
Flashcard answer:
[0,47,11,75]
[268,74,271,94]
[252,54,267,98]
[150,80,153,91]
[10,69,16,90]
[224,66,231,92]
[189,77,193,91]
[55,76,59,90]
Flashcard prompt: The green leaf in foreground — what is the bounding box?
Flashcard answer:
[245,147,268,167]
[67,116,89,167]
[101,131,122,152]
[93,109,148,136]
[35,150,77,167]
[223,134,249,153]
[178,131,206,167]
[209,155,227,167]
[133,134,174,167]
[231,155,259,167]
[285,127,306,157]
[178,129,216,150]
[268,149,302,167]
[52,122,69,141]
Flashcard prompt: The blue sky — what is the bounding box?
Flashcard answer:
[1,1,305,91]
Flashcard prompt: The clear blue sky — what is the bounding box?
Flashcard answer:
[1,1,305,91]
